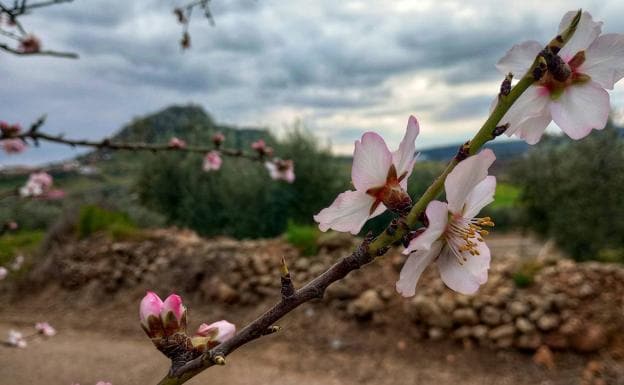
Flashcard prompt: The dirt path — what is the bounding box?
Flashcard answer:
[0,320,586,385]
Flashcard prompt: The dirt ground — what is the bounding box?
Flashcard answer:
[0,233,607,385]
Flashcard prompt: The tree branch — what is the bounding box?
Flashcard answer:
[0,42,78,58]
[154,10,584,385]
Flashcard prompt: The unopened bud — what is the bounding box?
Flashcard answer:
[139,291,165,338]
[191,320,236,351]
[161,294,187,336]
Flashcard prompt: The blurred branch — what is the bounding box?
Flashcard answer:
[3,115,270,162]
[0,0,78,58]
[173,0,215,50]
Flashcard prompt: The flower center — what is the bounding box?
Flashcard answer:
[365,164,412,215]
[538,50,590,100]
[444,215,495,265]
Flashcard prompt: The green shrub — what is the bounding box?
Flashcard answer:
[0,230,44,266]
[285,222,320,256]
[512,125,624,261]
[77,205,137,239]
[512,259,543,288]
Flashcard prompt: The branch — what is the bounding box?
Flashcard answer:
[0,42,78,58]
[2,116,273,162]
[5,0,73,13]
[155,10,584,385]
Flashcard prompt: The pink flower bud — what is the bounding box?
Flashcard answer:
[168,137,187,149]
[2,139,26,154]
[203,151,222,171]
[161,293,187,335]
[265,159,295,183]
[139,291,164,338]
[191,320,236,351]
[35,322,56,337]
[212,132,225,146]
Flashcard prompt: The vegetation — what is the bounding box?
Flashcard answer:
[285,222,320,256]
[0,230,44,266]
[77,205,138,240]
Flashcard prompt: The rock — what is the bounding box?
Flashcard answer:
[559,317,583,336]
[347,289,384,319]
[496,337,514,349]
[515,317,535,333]
[437,293,457,313]
[452,308,479,325]
[407,295,452,329]
[471,325,489,340]
[532,345,555,370]
[488,324,515,340]
[317,231,353,251]
[567,272,584,286]
[537,314,560,331]
[529,309,544,322]
[544,332,569,350]
[516,334,542,350]
[508,301,530,317]
[452,326,472,340]
[578,283,594,297]
[294,258,311,271]
[571,323,607,353]
[481,306,502,325]
[251,254,269,275]
[428,327,444,340]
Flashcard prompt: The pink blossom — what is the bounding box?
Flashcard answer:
[265,159,295,183]
[314,116,420,235]
[397,150,496,297]
[0,122,21,136]
[496,11,624,144]
[203,151,222,171]
[19,172,53,198]
[139,291,164,330]
[251,139,266,151]
[212,132,225,146]
[2,139,26,154]
[19,35,41,53]
[0,267,7,280]
[35,322,56,337]
[168,137,187,149]
[6,221,18,230]
[195,320,236,342]
[95,382,112,385]
[7,329,27,348]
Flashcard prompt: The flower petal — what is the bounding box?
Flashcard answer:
[558,11,602,62]
[437,241,490,294]
[445,149,496,214]
[581,33,624,90]
[404,200,448,254]
[352,132,392,191]
[139,291,164,327]
[499,85,551,137]
[510,110,552,145]
[496,40,542,77]
[396,241,442,297]
[313,190,383,235]
[392,115,420,185]
[550,81,610,140]
[462,175,496,219]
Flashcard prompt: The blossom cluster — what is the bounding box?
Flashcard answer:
[0,121,26,154]
[18,171,64,199]
[5,322,56,348]
[139,292,235,355]
[314,10,623,298]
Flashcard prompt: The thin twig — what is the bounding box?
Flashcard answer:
[0,42,78,58]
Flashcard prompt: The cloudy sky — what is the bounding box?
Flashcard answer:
[2,0,624,166]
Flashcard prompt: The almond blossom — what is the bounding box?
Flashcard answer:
[212,132,225,146]
[168,137,187,149]
[397,149,496,296]
[314,116,420,235]
[191,320,236,351]
[19,171,54,198]
[35,322,56,337]
[0,266,7,280]
[1,139,26,154]
[265,159,295,183]
[203,151,222,171]
[496,11,624,144]
[7,329,27,348]
[251,139,273,157]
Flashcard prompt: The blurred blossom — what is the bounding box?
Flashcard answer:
[211,132,225,146]
[19,35,41,53]
[168,137,187,149]
[95,382,112,385]
[1,139,26,154]
[0,267,7,280]
[397,150,496,297]
[497,11,624,144]
[0,122,21,136]
[19,172,53,198]
[203,151,222,171]
[35,322,57,337]
[314,116,420,235]
[265,159,295,183]
[7,330,27,348]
